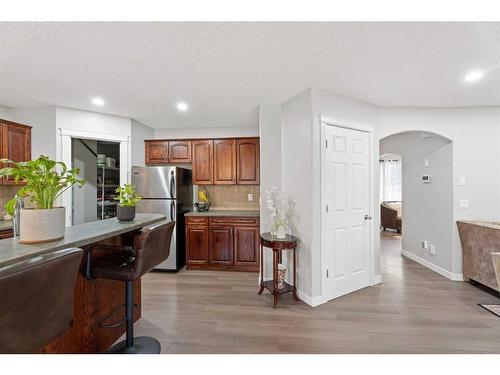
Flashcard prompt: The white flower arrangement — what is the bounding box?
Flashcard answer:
[265,186,296,238]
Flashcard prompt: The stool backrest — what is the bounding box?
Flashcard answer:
[132,220,175,278]
[0,247,83,353]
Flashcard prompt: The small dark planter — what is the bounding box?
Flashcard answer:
[117,206,136,222]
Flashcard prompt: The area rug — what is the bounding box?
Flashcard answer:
[478,304,500,317]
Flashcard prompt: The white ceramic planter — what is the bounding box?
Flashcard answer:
[19,207,66,243]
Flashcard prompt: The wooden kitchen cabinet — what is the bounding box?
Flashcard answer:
[233,226,259,267]
[0,119,32,185]
[237,138,260,185]
[209,226,233,264]
[192,139,214,185]
[185,219,209,265]
[213,139,236,184]
[168,140,192,163]
[186,215,259,271]
[145,140,169,164]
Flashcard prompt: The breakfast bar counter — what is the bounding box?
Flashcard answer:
[0,213,166,353]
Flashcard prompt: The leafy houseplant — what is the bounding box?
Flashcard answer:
[0,155,85,243]
[114,184,142,221]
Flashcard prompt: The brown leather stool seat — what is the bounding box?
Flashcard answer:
[0,248,83,353]
[87,220,175,354]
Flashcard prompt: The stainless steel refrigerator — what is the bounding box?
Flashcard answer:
[132,166,193,271]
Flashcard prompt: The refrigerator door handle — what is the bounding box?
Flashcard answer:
[170,200,175,221]
[169,170,175,199]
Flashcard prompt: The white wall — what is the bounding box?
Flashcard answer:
[72,139,98,225]
[281,89,314,299]
[280,88,380,304]
[0,105,13,121]
[259,104,282,279]
[131,119,154,167]
[380,132,454,275]
[10,106,57,160]
[154,126,258,139]
[377,107,500,275]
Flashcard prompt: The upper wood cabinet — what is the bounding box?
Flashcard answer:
[213,139,236,184]
[192,140,214,185]
[144,137,260,185]
[237,138,260,185]
[0,120,32,185]
[145,140,169,164]
[168,140,192,163]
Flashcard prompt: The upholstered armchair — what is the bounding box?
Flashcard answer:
[381,201,402,233]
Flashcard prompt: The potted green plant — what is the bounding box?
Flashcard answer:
[114,184,142,221]
[0,155,85,243]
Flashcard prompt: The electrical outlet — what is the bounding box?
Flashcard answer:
[429,244,436,255]
[422,241,429,250]
[458,176,466,186]
[247,194,253,202]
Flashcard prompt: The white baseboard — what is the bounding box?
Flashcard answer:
[297,289,327,307]
[370,274,382,285]
[401,249,463,281]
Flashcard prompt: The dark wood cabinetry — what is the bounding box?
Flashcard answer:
[168,140,192,163]
[145,140,192,164]
[145,137,259,185]
[209,226,233,264]
[233,226,259,267]
[0,119,32,185]
[186,215,260,271]
[192,139,214,185]
[213,139,236,184]
[145,141,169,164]
[237,138,259,185]
[185,217,209,265]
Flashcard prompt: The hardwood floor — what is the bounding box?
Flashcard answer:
[135,231,500,353]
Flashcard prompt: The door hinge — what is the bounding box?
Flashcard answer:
[326,269,329,278]
[325,139,328,148]
[326,204,329,213]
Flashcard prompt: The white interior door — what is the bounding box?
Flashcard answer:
[323,124,371,300]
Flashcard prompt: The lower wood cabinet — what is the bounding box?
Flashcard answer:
[186,216,259,272]
[233,226,259,267]
[186,224,209,265]
[209,227,233,264]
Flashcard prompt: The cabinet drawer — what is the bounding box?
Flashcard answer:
[209,217,259,226]
[186,216,209,226]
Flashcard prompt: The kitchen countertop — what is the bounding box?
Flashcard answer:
[0,220,13,231]
[185,209,260,217]
[0,213,166,268]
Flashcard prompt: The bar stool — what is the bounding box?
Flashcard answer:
[86,220,175,354]
[0,248,83,353]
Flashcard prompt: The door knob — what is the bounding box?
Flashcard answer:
[364,214,372,220]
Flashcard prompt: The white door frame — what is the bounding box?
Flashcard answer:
[57,128,130,226]
[319,116,379,302]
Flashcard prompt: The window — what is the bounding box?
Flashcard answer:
[379,156,402,202]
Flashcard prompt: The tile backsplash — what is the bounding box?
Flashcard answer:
[201,185,260,210]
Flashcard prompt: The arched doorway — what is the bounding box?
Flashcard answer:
[378,131,454,278]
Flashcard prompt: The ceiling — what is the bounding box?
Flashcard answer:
[1,22,499,129]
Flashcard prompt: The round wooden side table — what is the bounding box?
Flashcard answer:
[258,233,299,308]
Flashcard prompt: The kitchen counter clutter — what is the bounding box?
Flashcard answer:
[0,213,166,353]
[185,210,260,272]
[185,209,260,217]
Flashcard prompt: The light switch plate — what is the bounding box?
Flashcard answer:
[429,244,436,255]
[459,199,469,208]
[422,241,429,250]
[458,176,466,186]
[424,159,430,168]
[247,194,253,202]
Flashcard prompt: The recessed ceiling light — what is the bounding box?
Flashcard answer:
[176,101,188,112]
[464,70,484,83]
[91,97,105,106]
